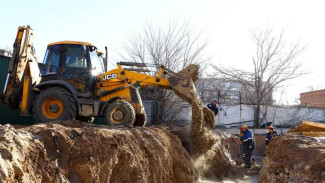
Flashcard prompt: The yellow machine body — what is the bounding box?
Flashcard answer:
[1,25,199,125]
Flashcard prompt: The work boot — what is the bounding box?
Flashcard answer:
[244,159,252,168]
[244,163,251,168]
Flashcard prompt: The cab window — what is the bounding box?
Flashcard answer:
[65,46,88,68]
[42,45,59,75]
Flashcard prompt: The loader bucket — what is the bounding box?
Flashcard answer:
[168,64,199,104]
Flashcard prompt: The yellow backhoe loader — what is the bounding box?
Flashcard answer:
[0,25,199,126]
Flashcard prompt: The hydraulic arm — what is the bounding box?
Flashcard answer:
[97,62,199,104]
[1,26,40,110]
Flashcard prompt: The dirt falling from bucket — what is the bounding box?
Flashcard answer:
[190,88,235,179]
[170,73,235,179]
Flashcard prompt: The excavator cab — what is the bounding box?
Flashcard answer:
[40,41,105,94]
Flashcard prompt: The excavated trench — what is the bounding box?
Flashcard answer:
[0,121,196,183]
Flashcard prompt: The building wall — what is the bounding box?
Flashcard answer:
[195,78,273,105]
[300,90,325,108]
[145,100,325,127]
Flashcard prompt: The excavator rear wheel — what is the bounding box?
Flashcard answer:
[33,87,77,123]
[105,100,135,126]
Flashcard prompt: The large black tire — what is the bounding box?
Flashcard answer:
[32,87,77,123]
[105,100,135,126]
[133,113,147,127]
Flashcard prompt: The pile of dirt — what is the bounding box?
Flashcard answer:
[289,120,325,137]
[0,121,196,183]
[258,134,325,182]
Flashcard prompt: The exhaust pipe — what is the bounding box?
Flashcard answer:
[105,46,108,72]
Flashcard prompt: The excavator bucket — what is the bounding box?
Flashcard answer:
[168,64,200,104]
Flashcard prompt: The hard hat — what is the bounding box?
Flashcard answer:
[268,126,273,129]
[241,124,248,129]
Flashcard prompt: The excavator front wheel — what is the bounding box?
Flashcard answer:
[33,87,77,123]
[105,100,135,126]
[42,97,63,119]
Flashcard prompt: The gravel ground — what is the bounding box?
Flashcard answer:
[197,156,263,183]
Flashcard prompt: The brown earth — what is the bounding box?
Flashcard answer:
[289,132,325,137]
[258,134,325,183]
[0,121,196,183]
[289,120,325,133]
[259,121,325,182]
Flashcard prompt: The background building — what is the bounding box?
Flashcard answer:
[300,90,325,108]
[195,78,273,105]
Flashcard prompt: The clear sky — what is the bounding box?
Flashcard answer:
[0,0,324,104]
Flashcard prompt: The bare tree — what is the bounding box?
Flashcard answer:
[120,20,209,123]
[307,83,322,92]
[273,106,321,128]
[0,45,12,57]
[213,27,305,127]
[5,45,12,55]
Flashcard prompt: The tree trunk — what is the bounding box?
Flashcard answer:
[254,104,261,127]
[152,88,159,124]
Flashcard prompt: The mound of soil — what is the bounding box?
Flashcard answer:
[258,134,325,183]
[289,121,325,132]
[0,121,196,183]
[289,121,325,137]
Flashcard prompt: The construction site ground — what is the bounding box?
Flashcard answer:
[198,156,262,183]
[0,121,259,183]
[1,120,325,182]
[0,121,197,182]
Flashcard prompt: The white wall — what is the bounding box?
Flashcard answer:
[266,106,325,127]
[143,100,325,127]
[217,104,325,127]
[217,105,254,125]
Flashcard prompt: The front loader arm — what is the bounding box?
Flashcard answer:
[123,70,171,89]
[98,62,199,104]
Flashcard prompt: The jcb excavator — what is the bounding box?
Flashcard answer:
[0,25,199,126]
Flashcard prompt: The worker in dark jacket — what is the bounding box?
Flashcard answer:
[207,100,218,116]
[265,126,278,146]
[241,124,255,168]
